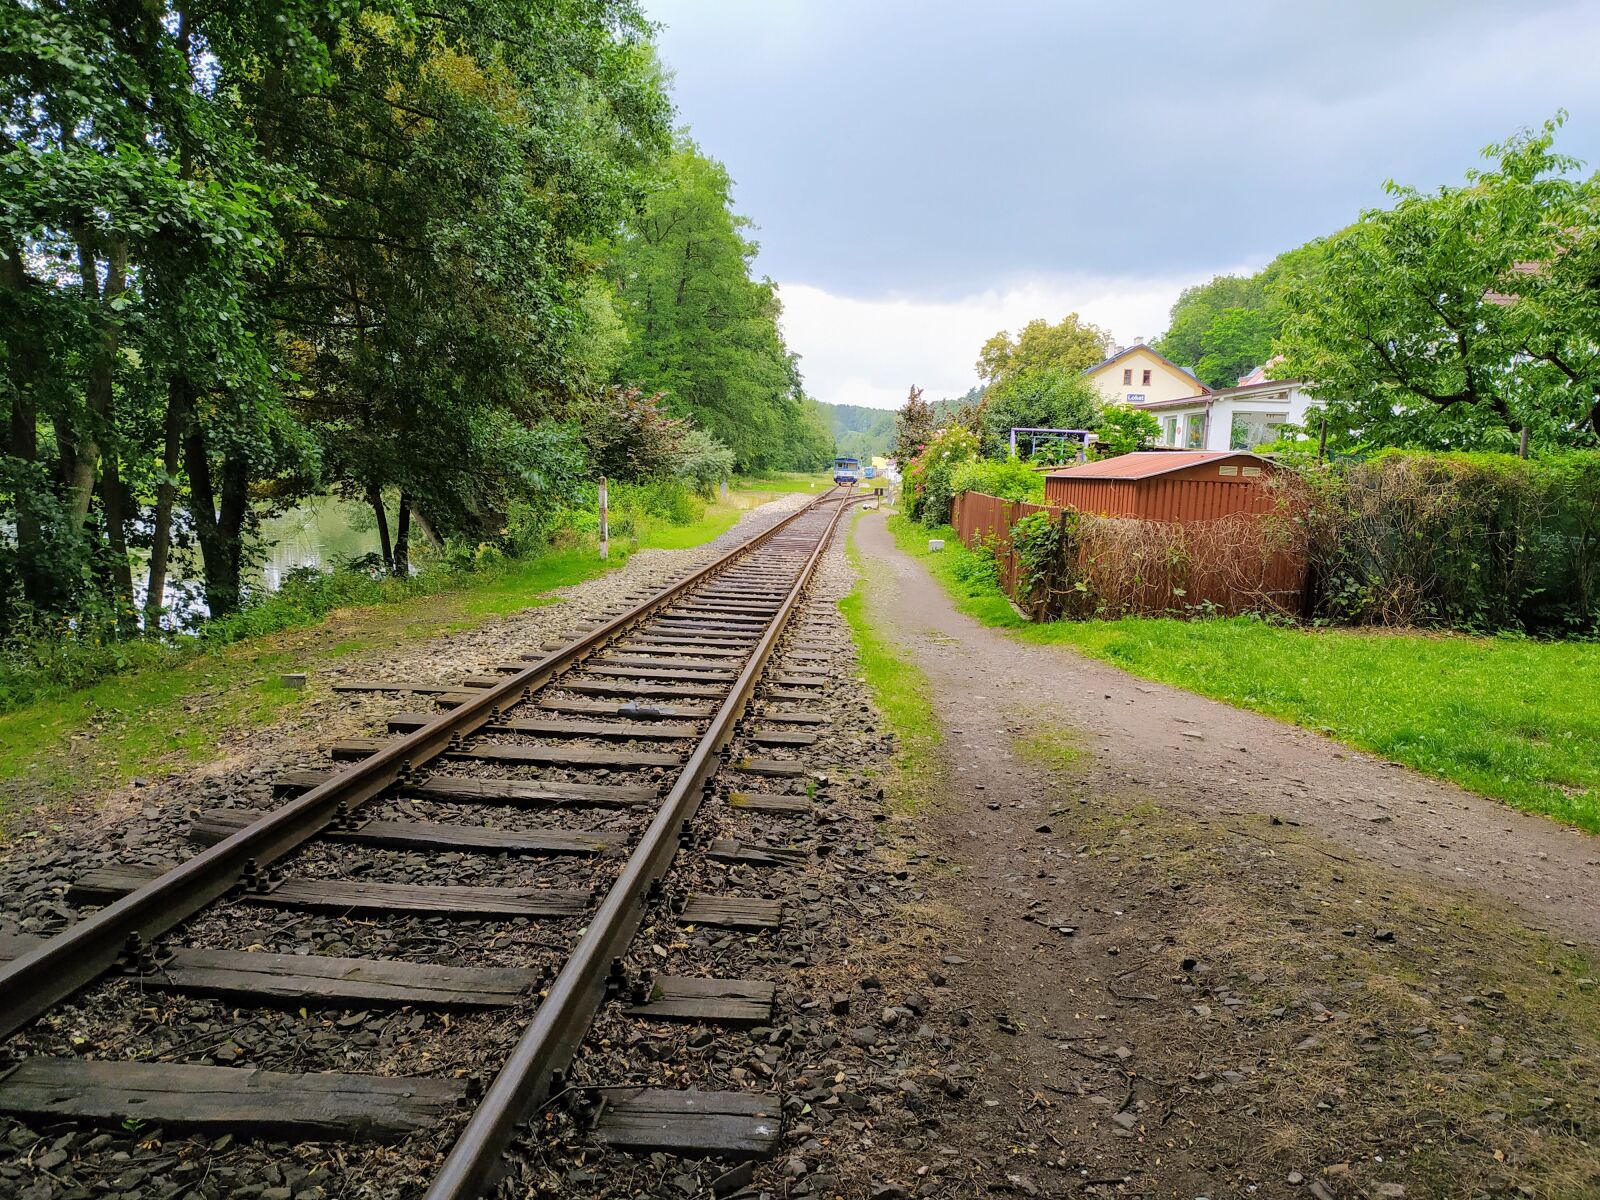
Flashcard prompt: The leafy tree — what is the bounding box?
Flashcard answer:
[1279,115,1600,451]
[978,369,1101,457]
[977,314,1113,389]
[894,385,936,459]
[578,386,685,482]
[608,140,808,471]
[673,428,736,496]
[1196,307,1277,389]
[1152,275,1265,373]
[1153,242,1329,388]
[273,1,670,575]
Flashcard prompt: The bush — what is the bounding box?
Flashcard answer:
[611,477,705,527]
[950,456,1046,504]
[1094,404,1162,457]
[905,426,981,526]
[1298,450,1600,633]
[673,429,737,499]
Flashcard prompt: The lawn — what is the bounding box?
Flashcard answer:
[0,484,806,830]
[886,514,1600,833]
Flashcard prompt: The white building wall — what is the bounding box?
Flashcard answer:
[1147,383,1324,452]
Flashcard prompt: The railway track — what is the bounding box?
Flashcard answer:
[0,488,858,1198]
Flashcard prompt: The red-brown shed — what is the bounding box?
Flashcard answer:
[1044,451,1281,521]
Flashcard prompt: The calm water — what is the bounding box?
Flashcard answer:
[142,496,384,623]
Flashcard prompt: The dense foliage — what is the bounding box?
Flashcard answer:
[607,140,831,472]
[904,425,980,526]
[1299,450,1600,634]
[949,456,1046,505]
[1,3,823,652]
[1150,243,1327,389]
[1279,117,1600,452]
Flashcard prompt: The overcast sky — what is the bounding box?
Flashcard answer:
[642,0,1600,409]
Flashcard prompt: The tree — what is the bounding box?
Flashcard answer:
[1196,307,1277,389]
[1152,275,1265,373]
[978,369,1101,457]
[607,140,810,471]
[274,1,670,575]
[977,314,1113,389]
[1278,115,1600,451]
[1153,242,1329,388]
[894,386,936,459]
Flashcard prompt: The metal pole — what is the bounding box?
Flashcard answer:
[598,476,609,561]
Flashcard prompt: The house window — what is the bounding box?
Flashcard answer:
[1229,411,1288,450]
[1141,369,1152,386]
[1162,416,1179,446]
[1122,368,1133,385]
[1185,414,1206,449]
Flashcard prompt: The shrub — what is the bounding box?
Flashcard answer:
[1298,450,1600,633]
[673,429,737,499]
[611,477,705,526]
[905,425,981,526]
[1094,404,1162,457]
[950,455,1046,504]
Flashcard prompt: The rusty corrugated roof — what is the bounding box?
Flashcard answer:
[1046,451,1272,481]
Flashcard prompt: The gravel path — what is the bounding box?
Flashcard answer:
[856,512,1600,947]
[840,507,1600,1199]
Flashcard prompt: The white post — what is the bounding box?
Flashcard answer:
[598,476,609,561]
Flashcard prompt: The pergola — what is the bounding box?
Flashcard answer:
[1008,427,1093,462]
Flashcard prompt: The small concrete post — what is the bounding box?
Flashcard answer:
[598,476,609,561]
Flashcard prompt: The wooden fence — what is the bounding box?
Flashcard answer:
[951,491,1308,620]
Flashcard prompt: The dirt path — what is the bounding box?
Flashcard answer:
[851,510,1600,1200]
[856,512,1600,947]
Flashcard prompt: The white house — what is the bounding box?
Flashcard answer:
[1136,377,1325,452]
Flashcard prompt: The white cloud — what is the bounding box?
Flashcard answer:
[776,272,1248,411]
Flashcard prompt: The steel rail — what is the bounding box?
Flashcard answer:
[423,494,849,1200]
[0,490,838,1043]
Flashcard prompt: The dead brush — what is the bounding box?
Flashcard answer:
[1050,511,1308,619]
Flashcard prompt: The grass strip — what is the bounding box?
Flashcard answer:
[886,513,1600,833]
[840,511,941,814]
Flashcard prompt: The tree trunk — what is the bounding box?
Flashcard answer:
[100,452,135,632]
[367,484,393,572]
[392,492,412,578]
[67,235,128,524]
[2,239,51,611]
[145,386,181,628]
[179,381,247,617]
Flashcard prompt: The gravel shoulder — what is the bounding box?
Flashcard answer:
[848,508,1600,1200]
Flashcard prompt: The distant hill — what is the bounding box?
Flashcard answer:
[813,387,986,462]
[817,401,896,461]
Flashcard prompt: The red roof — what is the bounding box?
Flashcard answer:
[1045,451,1272,481]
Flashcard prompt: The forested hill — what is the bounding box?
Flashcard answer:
[818,402,896,461]
[813,387,989,462]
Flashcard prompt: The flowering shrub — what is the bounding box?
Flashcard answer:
[905,426,981,526]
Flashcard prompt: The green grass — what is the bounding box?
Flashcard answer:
[840,511,941,813]
[732,471,833,494]
[1012,723,1083,773]
[0,483,796,831]
[885,514,1600,833]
